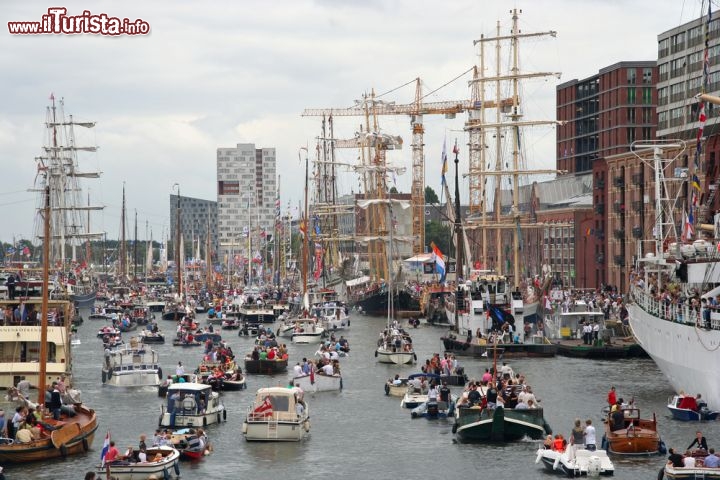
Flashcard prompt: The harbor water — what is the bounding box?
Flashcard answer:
[8,310,714,479]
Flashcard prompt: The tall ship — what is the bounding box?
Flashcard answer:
[627,141,720,407]
[32,95,104,306]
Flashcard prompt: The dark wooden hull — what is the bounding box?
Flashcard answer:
[453,406,551,443]
[441,337,557,358]
[244,359,288,375]
[555,339,647,359]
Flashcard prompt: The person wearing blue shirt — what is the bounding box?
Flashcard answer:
[704,449,720,468]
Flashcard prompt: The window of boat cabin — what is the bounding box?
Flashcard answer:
[269,395,290,412]
[1,341,58,363]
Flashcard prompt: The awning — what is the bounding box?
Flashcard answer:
[345,275,370,287]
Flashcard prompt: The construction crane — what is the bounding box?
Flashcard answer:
[303,78,513,255]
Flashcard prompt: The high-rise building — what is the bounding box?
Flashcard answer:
[557,61,658,174]
[168,194,217,262]
[216,143,277,263]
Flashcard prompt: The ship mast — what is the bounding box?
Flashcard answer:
[38,185,51,404]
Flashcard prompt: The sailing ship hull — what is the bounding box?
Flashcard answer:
[628,296,720,408]
[0,406,98,463]
[453,406,550,443]
[555,339,646,359]
[71,290,97,308]
[355,289,419,317]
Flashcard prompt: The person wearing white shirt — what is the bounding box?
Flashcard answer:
[584,419,596,451]
[293,363,303,377]
[176,362,185,376]
[321,363,334,375]
[427,384,439,402]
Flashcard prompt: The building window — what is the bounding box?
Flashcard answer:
[627,127,636,143]
[627,68,637,85]
[642,87,653,105]
[642,67,653,84]
[628,108,636,123]
[628,88,636,104]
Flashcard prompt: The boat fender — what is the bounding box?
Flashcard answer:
[658,440,667,455]
[158,367,162,379]
[223,409,227,421]
[203,416,207,427]
[411,411,418,419]
[217,413,221,424]
[242,422,247,434]
[101,370,107,384]
[374,350,378,357]
[107,368,112,379]
[174,459,181,475]
[82,437,89,452]
[59,443,68,458]
[340,377,343,390]
[163,466,170,480]
[553,455,560,470]
[413,353,417,361]
[451,423,458,434]
[303,420,310,432]
[384,384,390,396]
[535,451,543,464]
[276,328,280,337]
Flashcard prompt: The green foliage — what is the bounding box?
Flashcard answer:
[425,186,439,204]
[425,220,451,254]
[389,186,398,194]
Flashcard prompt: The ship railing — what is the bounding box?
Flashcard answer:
[632,287,720,330]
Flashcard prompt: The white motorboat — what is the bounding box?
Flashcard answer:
[242,386,310,441]
[159,383,226,428]
[536,447,615,477]
[316,302,350,332]
[291,371,343,392]
[101,340,162,387]
[291,319,325,344]
[400,386,428,409]
[376,327,416,365]
[101,446,181,480]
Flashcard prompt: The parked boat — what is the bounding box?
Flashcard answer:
[242,387,310,441]
[665,462,720,479]
[101,445,180,480]
[453,405,551,443]
[0,163,98,463]
[101,340,162,387]
[139,329,165,344]
[441,331,557,358]
[600,408,664,455]
[159,383,226,428]
[170,429,210,460]
[536,447,615,477]
[410,399,455,419]
[667,394,720,421]
[376,324,416,365]
[291,319,325,344]
[244,358,288,375]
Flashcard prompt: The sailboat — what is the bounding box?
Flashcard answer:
[0,184,97,463]
[33,95,103,307]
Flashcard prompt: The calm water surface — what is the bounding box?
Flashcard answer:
[7,310,714,479]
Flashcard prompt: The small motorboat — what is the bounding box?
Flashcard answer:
[536,447,615,476]
[411,399,455,419]
[170,428,210,460]
[100,446,181,480]
[601,407,665,455]
[139,330,165,344]
[667,394,720,421]
[221,319,240,330]
[158,383,227,428]
[97,327,121,338]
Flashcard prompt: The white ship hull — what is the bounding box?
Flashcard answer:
[629,299,720,409]
[376,349,415,365]
[104,369,161,387]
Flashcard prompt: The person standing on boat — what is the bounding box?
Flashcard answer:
[47,382,62,420]
[607,386,617,407]
[569,418,585,450]
[688,431,708,452]
[176,362,185,376]
[583,419,596,451]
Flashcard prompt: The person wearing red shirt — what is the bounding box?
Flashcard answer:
[607,386,617,407]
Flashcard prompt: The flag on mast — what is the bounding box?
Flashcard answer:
[440,136,448,186]
[430,242,446,283]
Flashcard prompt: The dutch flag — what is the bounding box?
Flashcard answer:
[430,242,446,283]
[100,430,110,467]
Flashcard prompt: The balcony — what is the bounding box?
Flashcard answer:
[614,229,626,240]
[613,176,625,188]
[595,203,605,215]
[614,255,625,266]
[632,173,643,186]
[595,254,605,264]
[632,200,643,213]
[632,226,643,238]
[613,202,625,214]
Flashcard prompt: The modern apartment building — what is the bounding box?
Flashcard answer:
[168,194,218,261]
[216,143,277,262]
[557,61,658,174]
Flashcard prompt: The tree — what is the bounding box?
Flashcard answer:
[425,186,439,204]
[389,186,398,194]
[425,220,451,254]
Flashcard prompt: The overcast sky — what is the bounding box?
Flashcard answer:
[0,0,708,244]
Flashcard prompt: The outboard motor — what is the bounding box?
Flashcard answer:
[426,401,439,418]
